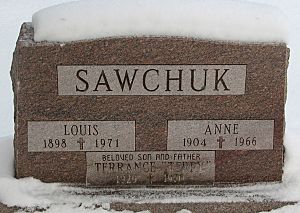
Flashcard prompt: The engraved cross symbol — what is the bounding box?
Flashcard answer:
[217,136,225,149]
[77,137,86,150]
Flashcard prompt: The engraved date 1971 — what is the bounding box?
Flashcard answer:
[95,138,119,148]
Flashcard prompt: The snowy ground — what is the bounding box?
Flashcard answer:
[1,132,300,212]
[1,0,300,212]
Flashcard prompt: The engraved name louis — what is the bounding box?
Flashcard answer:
[27,121,135,152]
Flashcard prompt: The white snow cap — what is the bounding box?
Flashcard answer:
[32,0,288,43]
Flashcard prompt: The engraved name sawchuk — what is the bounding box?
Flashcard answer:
[74,67,230,93]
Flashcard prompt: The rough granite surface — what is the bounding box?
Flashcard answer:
[11,23,289,186]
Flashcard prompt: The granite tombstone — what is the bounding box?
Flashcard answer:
[11,23,289,187]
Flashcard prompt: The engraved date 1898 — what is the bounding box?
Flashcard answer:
[44,138,67,149]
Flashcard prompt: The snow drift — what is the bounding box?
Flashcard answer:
[32,0,288,43]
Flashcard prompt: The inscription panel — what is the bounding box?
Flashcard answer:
[86,151,215,186]
[58,65,246,96]
[168,120,274,150]
[28,121,135,152]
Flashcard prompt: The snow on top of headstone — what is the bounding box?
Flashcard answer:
[32,0,288,43]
